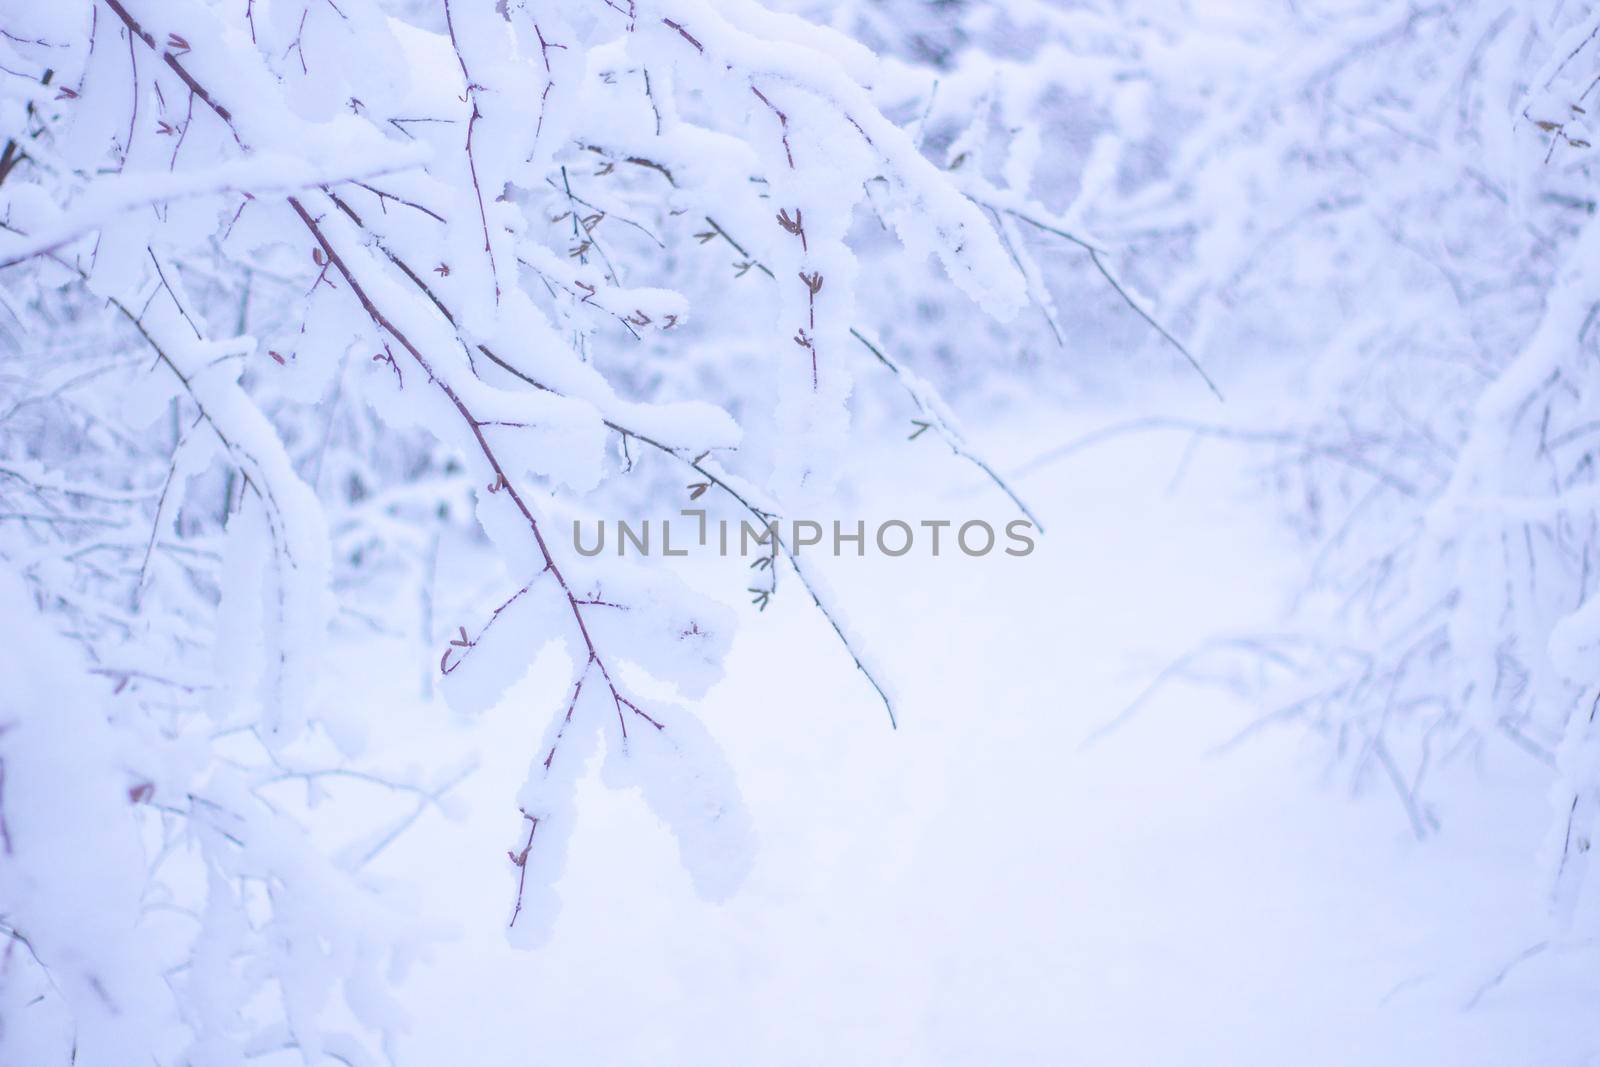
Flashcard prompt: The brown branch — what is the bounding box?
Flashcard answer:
[102,0,240,143]
[661,18,702,52]
[292,196,634,727]
[848,327,1044,531]
[98,3,899,734]
[750,86,794,169]
[442,0,500,301]
[1000,207,1223,401]
[507,811,538,928]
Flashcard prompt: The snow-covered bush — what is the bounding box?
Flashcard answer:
[1161,2,1600,928]
[0,0,1075,1058]
[965,0,1600,927]
[10,0,1598,1057]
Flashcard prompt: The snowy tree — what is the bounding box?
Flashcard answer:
[7,0,1600,1060]
[0,0,1053,1058]
[990,0,1600,928]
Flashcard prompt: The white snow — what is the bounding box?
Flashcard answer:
[338,398,1600,1066]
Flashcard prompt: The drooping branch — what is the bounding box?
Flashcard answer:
[697,214,1044,530]
[314,184,901,727]
[94,0,672,759]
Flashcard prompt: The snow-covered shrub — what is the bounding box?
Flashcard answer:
[13,0,1597,1055]
[1164,2,1600,928]
[0,0,1069,1058]
[953,0,1600,926]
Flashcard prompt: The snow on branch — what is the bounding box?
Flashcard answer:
[0,0,1060,1054]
